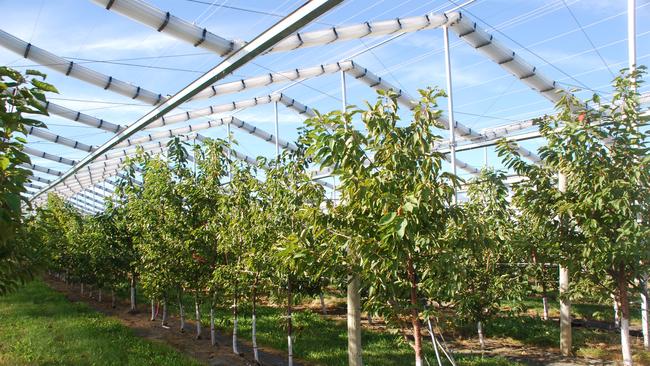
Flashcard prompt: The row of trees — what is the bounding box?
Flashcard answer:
[23,69,650,365]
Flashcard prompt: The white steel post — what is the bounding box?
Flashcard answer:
[443,25,457,203]
[558,172,572,356]
[342,69,363,366]
[274,101,280,158]
[628,0,648,350]
[227,122,232,181]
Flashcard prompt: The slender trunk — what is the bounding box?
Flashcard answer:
[129,276,137,313]
[347,273,362,366]
[559,265,571,356]
[151,299,156,321]
[287,277,294,366]
[178,290,185,333]
[162,297,169,328]
[612,294,620,328]
[232,293,239,354]
[617,270,633,366]
[319,293,327,315]
[641,274,649,350]
[89,288,93,299]
[407,258,423,366]
[252,283,259,363]
[477,321,485,349]
[194,294,202,339]
[541,277,549,321]
[111,289,116,308]
[210,306,216,346]
[81,283,84,296]
[98,289,102,302]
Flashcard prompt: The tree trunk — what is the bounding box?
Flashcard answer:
[232,294,239,354]
[617,270,633,366]
[194,294,202,339]
[287,277,294,366]
[612,294,620,328]
[129,276,137,313]
[347,273,362,366]
[559,265,571,356]
[98,289,102,302]
[319,293,327,315]
[477,321,485,349]
[81,283,84,296]
[178,290,186,333]
[111,289,116,308]
[641,274,649,350]
[210,307,216,346]
[252,284,259,363]
[151,299,156,321]
[162,297,169,328]
[407,258,423,366]
[541,277,549,321]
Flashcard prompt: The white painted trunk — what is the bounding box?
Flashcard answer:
[288,334,294,366]
[232,317,239,354]
[620,317,632,366]
[477,321,485,349]
[151,299,156,321]
[179,298,185,332]
[252,314,259,362]
[542,296,549,321]
[613,294,620,328]
[641,276,649,350]
[347,274,363,366]
[414,354,423,366]
[559,266,571,356]
[194,299,202,339]
[210,308,216,346]
[162,300,169,328]
[130,285,136,312]
[319,293,327,315]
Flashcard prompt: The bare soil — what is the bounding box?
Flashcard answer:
[44,276,304,366]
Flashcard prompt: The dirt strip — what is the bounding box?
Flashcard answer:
[44,277,305,366]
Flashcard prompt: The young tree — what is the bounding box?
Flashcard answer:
[450,169,524,349]
[301,89,462,366]
[499,69,649,365]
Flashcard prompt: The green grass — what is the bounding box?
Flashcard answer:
[202,304,523,366]
[0,279,201,366]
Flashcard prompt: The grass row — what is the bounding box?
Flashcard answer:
[0,280,200,366]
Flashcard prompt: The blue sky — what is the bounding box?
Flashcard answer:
[1,0,649,198]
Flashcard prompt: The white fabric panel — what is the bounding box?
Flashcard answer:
[0,29,164,105]
[191,62,349,101]
[147,95,276,129]
[26,126,95,152]
[114,117,234,148]
[24,147,77,166]
[45,101,124,132]
[450,14,565,103]
[92,0,456,56]
[29,175,53,184]
[20,163,64,177]
[481,119,535,140]
[91,0,238,56]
